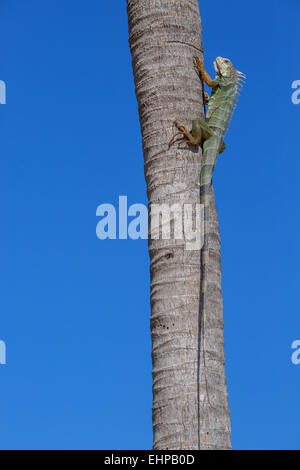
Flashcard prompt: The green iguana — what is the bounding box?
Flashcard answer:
[169,56,245,448]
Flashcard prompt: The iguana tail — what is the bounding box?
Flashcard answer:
[197,135,221,447]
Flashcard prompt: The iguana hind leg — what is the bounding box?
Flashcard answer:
[219,140,226,154]
[169,122,196,147]
[169,118,213,147]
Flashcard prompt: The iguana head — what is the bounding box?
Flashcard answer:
[214,56,246,89]
[214,57,236,79]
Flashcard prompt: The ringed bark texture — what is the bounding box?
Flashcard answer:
[127,0,231,450]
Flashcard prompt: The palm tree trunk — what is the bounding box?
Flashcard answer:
[127,0,231,450]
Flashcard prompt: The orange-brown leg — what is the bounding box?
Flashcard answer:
[169,120,204,147]
[168,121,196,147]
[194,56,215,87]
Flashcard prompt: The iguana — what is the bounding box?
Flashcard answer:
[169,56,245,447]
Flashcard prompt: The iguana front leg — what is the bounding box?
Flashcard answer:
[194,56,219,88]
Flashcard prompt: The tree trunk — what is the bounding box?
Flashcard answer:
[127,0,231,450]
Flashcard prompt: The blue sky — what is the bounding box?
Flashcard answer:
[0,0,299,450]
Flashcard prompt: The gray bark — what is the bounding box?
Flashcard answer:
[127,0,231,450]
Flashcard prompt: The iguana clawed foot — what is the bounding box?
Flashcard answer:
[194,56,204,74]
[169,121,198,148]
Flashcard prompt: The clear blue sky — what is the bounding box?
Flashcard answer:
[0,0,299,450]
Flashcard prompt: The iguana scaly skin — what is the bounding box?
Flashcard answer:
[169,56,245,448]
